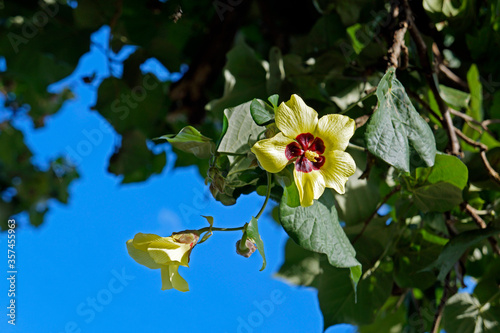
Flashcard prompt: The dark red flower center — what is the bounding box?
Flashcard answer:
[285,133,325,173]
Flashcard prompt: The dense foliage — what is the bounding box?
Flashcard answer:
[1,0,500,331]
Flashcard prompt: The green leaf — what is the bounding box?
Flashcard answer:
[93,75,169,138]
[280,189,361,291]
[366,67,436,172]
[349,265,362,299]
[268,94,279,109]
[409,154,469,212]
[440,84,470,110]
[415,154,469,189]
[206,38,268,115]
[199,216,214,244]
[324,0,375,26]
[347,24,366,55]
[393,233,443,290]
[246,217,266,271]
[108,130,166,184]
[218,101,266,154]
[74,0,116,29]
[318,262,393,328]
[282,181,300,208]
[276,238,321,287]
[423,0,461,17]
[423,212,449,236]
[305,12,346,54]
[334,150,381,225]
[443,293,500,333]
[156,126,215,159]
[250,99,275,126]
[431,228,500,281]
[358,297,407,333]
[472,258,500,304]
[463,64,483,140]
[420,229,449,246]
[412,182,463,213]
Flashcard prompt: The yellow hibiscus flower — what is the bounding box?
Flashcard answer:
[126,231,199,292]
[251,94,356,207]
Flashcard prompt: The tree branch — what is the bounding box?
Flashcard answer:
[455,128,500,186]
[450,109,497,137]
[454,128,488,150]
[387,1,409,70]
[461,203,500,255]
[438,63,469,90]
[432,43,469,90]
[480,150,500,186]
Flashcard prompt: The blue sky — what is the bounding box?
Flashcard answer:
[0,26,358,333]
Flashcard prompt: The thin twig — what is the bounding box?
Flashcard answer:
[455,128,500,186]
[403,0,461,156]
[482,119,500,127]
[340,90,376,115]
[387,1,409,70]
[348,143,367,152]
[450,109,496,137]
[355,115,370,129]
[455,128,488,150]
[438,63,469,90]
[352,185,401,244]
[462,203,500,255]
[480,150,500,186]
[430,274,451,333]
[432,35,469,92]
[432,43,468,90]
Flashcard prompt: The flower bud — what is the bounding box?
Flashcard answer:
[236,239,257,258]
[172,230,200,248]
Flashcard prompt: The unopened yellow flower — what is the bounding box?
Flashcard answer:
[126,231,199,292]
[251,94,356,207]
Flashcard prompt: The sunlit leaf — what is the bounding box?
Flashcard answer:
[366,67,436,172]
[280,189,361,293]
[157,126,215,159]
[218,101,265,154]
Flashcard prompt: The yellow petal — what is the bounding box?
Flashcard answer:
[293,168,325,207]
[276,94,318,139]
[161,265,189,292]
[160,266,173,290]
[320,151,356,194]
[315,114,355,151]
[148,238,192,267]
[126,240,161,269]
[251,132,295,173]
[132,233,162,251]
